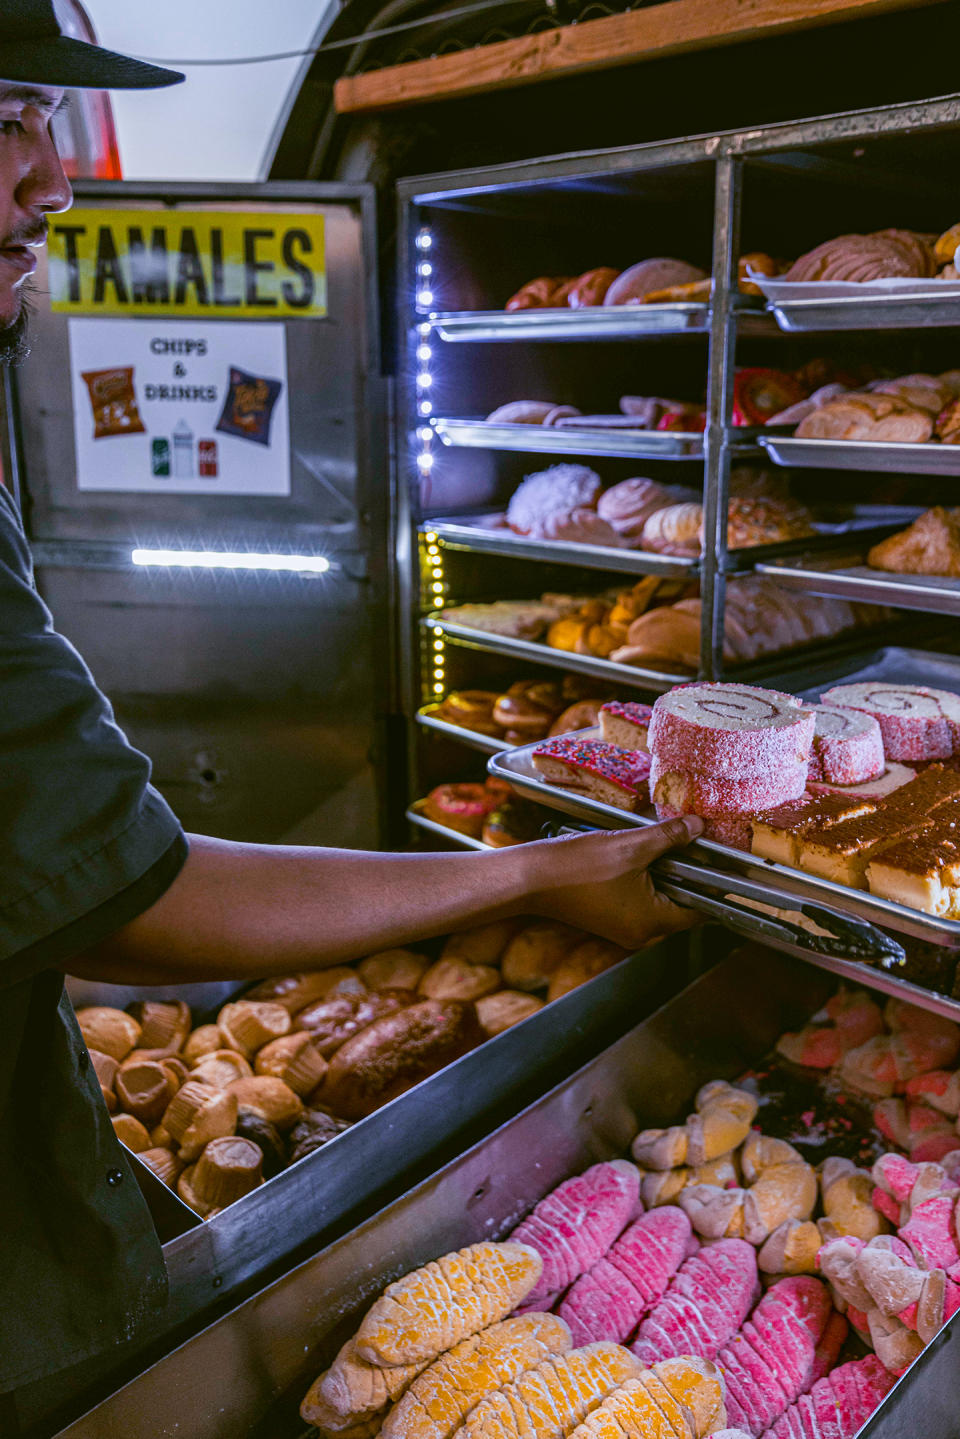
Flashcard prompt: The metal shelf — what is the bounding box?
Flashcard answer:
[756,558,960,618]
[416,705,511,754]
[760,435,960,477]
[421,517,697,578]
[406,802,492,848]
[433,418,709,461]
[766,292,960,334]
[425,299,774,343]
[422,614,683,692]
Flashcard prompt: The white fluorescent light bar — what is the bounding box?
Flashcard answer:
[131,548,331,574]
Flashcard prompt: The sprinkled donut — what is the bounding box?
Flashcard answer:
[807,704,885,786]
[650,755,807,818]
[820,683,960,762]
[648,683,814,777]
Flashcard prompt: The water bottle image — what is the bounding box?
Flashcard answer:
[172,418,194,478]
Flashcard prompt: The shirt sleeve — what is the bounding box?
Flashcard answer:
[0,486,186,983]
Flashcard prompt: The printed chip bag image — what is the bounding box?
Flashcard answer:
[215,366,283,446]
[80,366,146,439]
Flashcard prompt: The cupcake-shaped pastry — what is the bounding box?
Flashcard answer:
[151,1123,174,1149]
[76,1006,142,1062]
[127,999,191,1058]
[89,1048,119,1111]
[116,1059,180,1126]
[254,1032,328,1098]
[111,1113,151,1152]
[190,1050,254,1091]
[162,1079,238,1161]
[217,1000,291,1057]
[161,1056,190,1086]
[226,1076,303,1132]
[183,1024,225,1067]
[178,1136,264,1216]
[138,1147,183,1189]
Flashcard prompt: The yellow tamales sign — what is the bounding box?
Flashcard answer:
[47,209,327,319]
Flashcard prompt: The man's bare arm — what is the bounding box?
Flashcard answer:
[66,819,702,986]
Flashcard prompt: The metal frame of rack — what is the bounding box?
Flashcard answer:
[396,92,960,848]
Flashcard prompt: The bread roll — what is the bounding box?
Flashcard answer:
[440,919,521,967]
[605,259,707,306]
[316,1338,425,1422]
[547,938,628,1002]
[476,991,544,1037]
[294,990,411,1057]
[418,957,501,1002]
[358,949,429,992]
[566,267,620,307]
[76,1006,141,1063]
[247,969,365,1013]
[111,1113,151,1152]
[183,1025,224,1066]
[500,921,582,991]
[225,1075,303,1131]
[319,1000,482,1120]
[190,1050,254,1091]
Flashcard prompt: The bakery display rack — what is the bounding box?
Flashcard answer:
[427,300,770,342]
[406,800,493,847]
[760,435,960,476]
[48,949,947,1439]
[415,703,513,753]
[755,555,960,619]
[431,417,712,461]
[764,289,960,334]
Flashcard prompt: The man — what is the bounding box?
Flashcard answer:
[0,0,702,1398]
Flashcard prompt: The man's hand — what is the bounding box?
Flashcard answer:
[521,816,704,950]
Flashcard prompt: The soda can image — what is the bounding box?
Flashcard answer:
[198,439,218,477]
[151,436,171,477]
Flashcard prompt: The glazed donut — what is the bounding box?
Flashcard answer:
[423,783,499,838]
[493,680,564,735]
[548,700,604,736]
[436,690,502,736]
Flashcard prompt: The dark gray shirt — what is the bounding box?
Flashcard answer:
[0,485,187,1391]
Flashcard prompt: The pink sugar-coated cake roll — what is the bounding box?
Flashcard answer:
[655,801,754,851]
[510,1160,640,1302]
[820,683,960,763]
[718,1278,833,1436]
[558,1205,692,1345]
[631,1237,759,1365]
[650,755,808,818]
[532,736,651,812]
[765,1356,895,1439]
[806,762,915,801]
[648,683,814,778]
[807,704,885,786]
[598,700,653,752]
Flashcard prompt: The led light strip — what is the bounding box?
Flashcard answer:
[131,548,332,574]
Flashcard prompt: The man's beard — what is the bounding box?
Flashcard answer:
[0,287,32,366]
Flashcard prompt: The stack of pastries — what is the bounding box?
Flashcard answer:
[775,370,960,444]
[77,921,628,1214]
[781,222,960,284]
[504,253,779,310]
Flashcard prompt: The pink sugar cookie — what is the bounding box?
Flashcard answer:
[650,756,808,818]
[649,683,814,778]
[807,704,885,786]
[510,1159,639,1301]
[820,683,960,762]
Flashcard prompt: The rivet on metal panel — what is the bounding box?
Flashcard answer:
[212,1275,223,1288]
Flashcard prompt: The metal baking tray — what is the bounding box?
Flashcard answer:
[421,516,698,578]
[433,418,707,461]
[27,947,675,1434]
[766,292,960,334]
[756,556,960,618]
[760,435,960,477]
[52,950,940,1439]
[416,705,512,754]
[427,303,713,342]
[406,800,492,847]
[422,614,684,693]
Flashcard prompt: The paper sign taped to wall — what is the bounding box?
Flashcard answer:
[49,209,326,319]
[68,317,291,495]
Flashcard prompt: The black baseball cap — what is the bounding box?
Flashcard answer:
[0,0,184,89]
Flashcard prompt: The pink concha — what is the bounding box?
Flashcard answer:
[631,1238,759,1364]
[650,755,808,818]
[819,683,960,762]
[807,704,885,786]
[648,683,815,778]
[510,1159,640,1300]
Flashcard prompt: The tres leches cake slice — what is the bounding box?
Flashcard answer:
[751,792,876,867]
[798,765,960,889]
[532,736,651,812]
[866,804,960,915]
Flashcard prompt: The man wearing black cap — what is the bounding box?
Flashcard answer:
[0,0,700,1402]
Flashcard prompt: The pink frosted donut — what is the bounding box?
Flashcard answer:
[821,683,960,762]
[648,683,814,777]
[650,755,807,817]
[807,704,885,786]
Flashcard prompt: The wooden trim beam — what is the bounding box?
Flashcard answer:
[335,0,941,115]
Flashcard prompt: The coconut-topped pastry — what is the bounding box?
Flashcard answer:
[808,703,885,786]
[532,736,651,811]
[648,683,814,776]
[598,700,653,752]
[820,683,960,762]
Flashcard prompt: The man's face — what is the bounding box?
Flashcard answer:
[0,82,71,361]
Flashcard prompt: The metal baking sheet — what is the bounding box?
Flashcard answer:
[760,435,960,476]
[423,516,698,578]
[51,951,844,1439]
[756,558,960,618]
[406,801,492,847]
[416,705,512,754]
[433,418,707,460]
[428,303,713,342]
[422,614,684,692]
[488,710,960,951]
